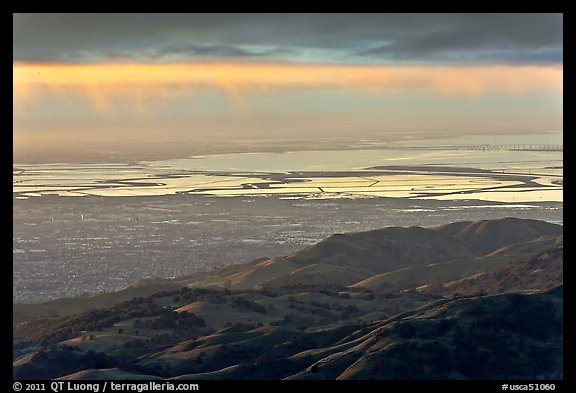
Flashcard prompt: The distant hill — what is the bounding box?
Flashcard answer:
[350,236,562,293]
[435,246,563,297]
[14,217,562,325]
[283,226,478,273]
[284,217,561,274]
[433,218,562,255]
[13,218,563,380]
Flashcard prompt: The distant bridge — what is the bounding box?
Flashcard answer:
[408,144,563,152]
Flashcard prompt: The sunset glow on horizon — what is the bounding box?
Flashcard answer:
[14,62,563,112]
[13,13,563,162]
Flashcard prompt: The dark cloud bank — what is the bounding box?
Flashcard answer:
[13,13,563,64]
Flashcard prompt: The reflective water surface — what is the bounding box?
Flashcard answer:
[14,134,563,203]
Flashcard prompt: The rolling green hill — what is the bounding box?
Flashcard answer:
[437,246,563,297]
[290,286,563,380]
[433,217,563,255]
[283,226,478,272]
[48,286,561,380]
[13,218,563,380]
[350,236,562,293]
[14,218,562,326]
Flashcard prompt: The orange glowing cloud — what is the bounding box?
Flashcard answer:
[13,62,563,114]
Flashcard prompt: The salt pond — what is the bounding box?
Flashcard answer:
[13,134,563,203]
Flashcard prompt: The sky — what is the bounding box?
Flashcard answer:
[13,13,563,162]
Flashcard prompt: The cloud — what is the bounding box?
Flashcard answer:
[158,43,285,57]
[13,62,563,115]
[360,45,564,64]
[13,13,563,65]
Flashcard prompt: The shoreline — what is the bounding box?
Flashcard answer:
[13,131,563,165]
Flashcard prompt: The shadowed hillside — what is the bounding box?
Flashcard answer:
[29,287,562,381]
[435,246,563,297]
[283,226,478,273]
[289,286,563,380]
[13,218,563,380]
[433,218,562,255]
